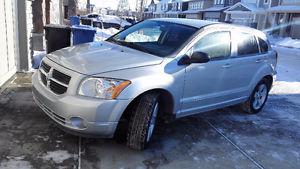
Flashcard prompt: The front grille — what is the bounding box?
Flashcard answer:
[50,80,68,94]
[52,69,71,85]
[41,61,51,73]
[39,61,71,95]
[40,72,47,85]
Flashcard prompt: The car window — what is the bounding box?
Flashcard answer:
[258,37,269,53]
[237,33,259,56]
[125,27,162,42]
[108,20,197,57]
[192,31,231,60]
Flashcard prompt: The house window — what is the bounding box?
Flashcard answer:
[64,6,68,19]
[214,0,224,5]
[264,0,269,4]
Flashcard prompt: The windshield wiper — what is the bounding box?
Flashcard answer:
[106,38,123,46]
[121,42,153,54]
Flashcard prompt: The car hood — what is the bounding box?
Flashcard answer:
[47,41,163,75]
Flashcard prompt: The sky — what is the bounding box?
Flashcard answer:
[90,0,138,10]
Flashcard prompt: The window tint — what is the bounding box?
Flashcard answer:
[258,38,269,53]
[237,33,259,56]
[192,31,231,60]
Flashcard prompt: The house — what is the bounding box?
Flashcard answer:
[224,0,271,29]
[143,0,159,19]
[153,0,172,18]
[165,0,190,18]
[0,0,32,87]
[267,0,300,39]
[181,0,214,19]
[202,0,241,21]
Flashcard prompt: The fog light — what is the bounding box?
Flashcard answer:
[70,117,86,129]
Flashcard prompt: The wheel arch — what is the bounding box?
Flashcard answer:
[114,88,175,139]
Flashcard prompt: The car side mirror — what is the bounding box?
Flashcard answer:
[190,52,210,64]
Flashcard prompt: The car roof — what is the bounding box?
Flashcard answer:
[149,18,218,28]
[149,18,267,40]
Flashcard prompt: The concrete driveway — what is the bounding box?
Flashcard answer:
[0,47,299,169]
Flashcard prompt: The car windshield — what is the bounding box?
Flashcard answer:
[106,20,198,57]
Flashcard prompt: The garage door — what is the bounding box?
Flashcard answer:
[0,0,17,87]
[291,17,300,39]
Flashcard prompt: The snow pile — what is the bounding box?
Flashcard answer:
[32,50,46,69]
[40,150,75,164]
[99,15,131,27]
[0,156,33,169]
[268,36,300,49]
[95,28,120,41]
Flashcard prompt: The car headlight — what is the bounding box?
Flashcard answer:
[78,77,131,99]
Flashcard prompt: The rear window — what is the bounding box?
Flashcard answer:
[237,33,259,56]
[258,38,269,53]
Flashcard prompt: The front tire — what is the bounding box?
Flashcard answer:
[126,93,159,150]
[241,79,270,114]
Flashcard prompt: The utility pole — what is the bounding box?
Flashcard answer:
[45,0,50,24]
[87,0,91,13]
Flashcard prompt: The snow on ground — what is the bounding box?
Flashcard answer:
[0,156,33,169]
[268,35,300,49]
[270,46,300,105]
[32,50,46,69]
[40,150,75,164]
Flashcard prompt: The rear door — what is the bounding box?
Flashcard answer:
[180,30,233,116]
[222,30,266,100]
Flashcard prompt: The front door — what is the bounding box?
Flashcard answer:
[180,30,232,116]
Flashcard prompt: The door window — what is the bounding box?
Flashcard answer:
[191,31,231,60]
[258,38,269,53]
[237,32,259,56]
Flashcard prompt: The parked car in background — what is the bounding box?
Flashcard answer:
[32,18,277,150]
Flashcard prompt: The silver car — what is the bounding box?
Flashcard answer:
[32,18,277,150]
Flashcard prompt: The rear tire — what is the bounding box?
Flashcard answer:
[126,93,160,150]
[241,79,270,114]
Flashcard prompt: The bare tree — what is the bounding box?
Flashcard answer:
[32,0,44,33]
[68,0,78,17]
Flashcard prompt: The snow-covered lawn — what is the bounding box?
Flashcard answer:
[271,46,300,105]
[269,36,300,49]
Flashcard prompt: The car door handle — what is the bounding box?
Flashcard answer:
[222,63,232,68]
[255,59,263,63]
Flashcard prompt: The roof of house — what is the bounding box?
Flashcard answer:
[181,9,203,14]
[149,18,217,28]
[267,5,300,13]
[225,2,265,14]
[202,6,230,12]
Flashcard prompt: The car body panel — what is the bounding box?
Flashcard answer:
[47,41,163,75]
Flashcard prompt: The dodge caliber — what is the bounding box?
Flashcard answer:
[32,18,277,150]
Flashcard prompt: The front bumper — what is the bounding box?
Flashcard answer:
[32,71,132,138]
